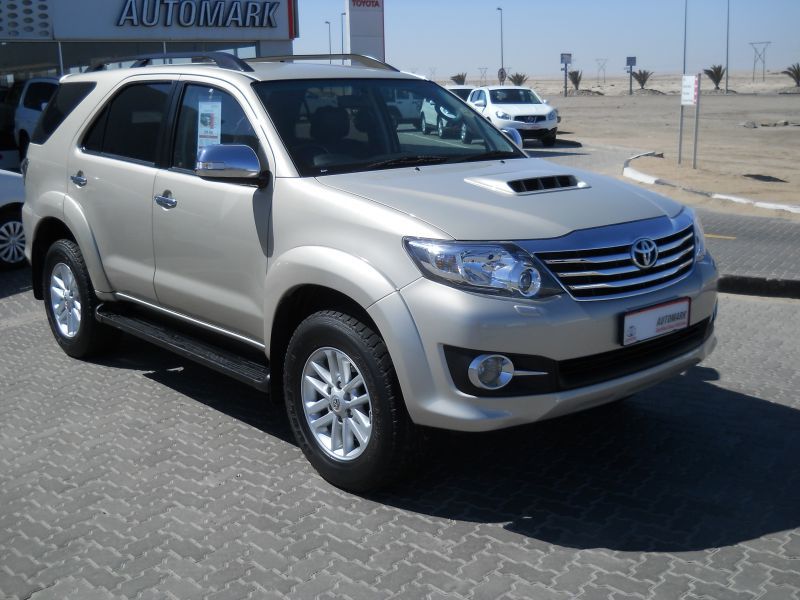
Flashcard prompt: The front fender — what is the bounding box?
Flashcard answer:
[263,246,399,355]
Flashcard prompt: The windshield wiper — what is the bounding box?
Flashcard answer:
[366,155,450,169]
[451,150,522,163]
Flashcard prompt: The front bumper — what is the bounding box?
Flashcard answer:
[368,254,717,432]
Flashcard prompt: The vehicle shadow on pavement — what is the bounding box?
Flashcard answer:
[0,268,32,301]
[376,366,800,553]
[93,335,296,446]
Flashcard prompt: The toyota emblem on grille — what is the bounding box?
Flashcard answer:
[631,238,659,269]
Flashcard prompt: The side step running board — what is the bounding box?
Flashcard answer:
[95,304,270,392]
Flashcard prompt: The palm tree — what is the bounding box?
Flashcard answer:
[704,65,726,90]
[782,63,800,87]
[632,69,653,89]
[450,73,467,85]
[508,73,529,86]
[568,70,582,91]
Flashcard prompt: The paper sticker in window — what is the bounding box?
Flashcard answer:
[198,101,222,149]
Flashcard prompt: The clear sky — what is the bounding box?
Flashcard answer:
[294,0,800,78]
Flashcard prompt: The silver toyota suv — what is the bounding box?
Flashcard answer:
[23,53,718,491]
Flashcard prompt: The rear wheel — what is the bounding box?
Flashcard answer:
[43,239,112,358]
[284,311,417,492]
[0,211,25,269]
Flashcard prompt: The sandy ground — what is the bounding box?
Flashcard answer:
[461,72,800,217]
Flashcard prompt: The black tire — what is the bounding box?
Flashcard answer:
[460,123,473,144]
[18,131,29,161]
[42,239,112,359]
[542,132,557,148]
[0,210,26,270]
[420,114,429,134]
[437,117,446,138]
[284,311,417,492]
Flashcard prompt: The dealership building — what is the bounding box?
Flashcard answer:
[0,0,386,82]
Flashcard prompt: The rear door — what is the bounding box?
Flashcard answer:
[66,79,174,301]
[152,78,271,341]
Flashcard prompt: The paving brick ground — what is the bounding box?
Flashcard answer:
[697,210,800,284]
[1,267,800,600]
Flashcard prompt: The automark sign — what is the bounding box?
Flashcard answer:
[117,0,282,29]
[0,0,297,41]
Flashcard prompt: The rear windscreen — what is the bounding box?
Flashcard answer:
[32,82,96,145]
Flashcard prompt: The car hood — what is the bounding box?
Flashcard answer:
[492,103,553,116]
[315,158,683,240]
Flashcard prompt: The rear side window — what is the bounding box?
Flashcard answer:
[32,82,96,145]
[82,82,171,165]
[23,82,58,110]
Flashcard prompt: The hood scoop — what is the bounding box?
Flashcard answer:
[465,172,590,196]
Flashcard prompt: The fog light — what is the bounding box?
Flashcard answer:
[468,354,514,390]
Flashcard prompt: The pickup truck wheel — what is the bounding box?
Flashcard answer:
[43,239,111,358]
[284,311,416,492]
[0,212,26,269]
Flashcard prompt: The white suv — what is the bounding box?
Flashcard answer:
[4,77,59,159]
[23,53,717,491]
[468,85,558,147]
[0,168,25,269]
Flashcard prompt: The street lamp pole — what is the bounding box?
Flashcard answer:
[340,12,346,55]
[725,0,730,93]
[324,20,332,63]
[496,7,504,84]
[678,0,688,164]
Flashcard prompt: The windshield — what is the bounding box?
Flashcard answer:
[253,78,524,176]
[489,88,541,105]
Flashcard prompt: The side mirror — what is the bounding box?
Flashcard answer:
[542,99,549,104]
[500,127,523,147]
[196,144,266,184]
[474,99,486,108]
[40,102,49,111]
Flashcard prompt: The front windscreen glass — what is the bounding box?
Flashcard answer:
[253,78,524,176]
[489,88,541,104]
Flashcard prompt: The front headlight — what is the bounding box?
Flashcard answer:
[495,110,512,120]
[439,106,457,120]
[693,213,707,260]
[404,239,563,299]
[547,110,557,121]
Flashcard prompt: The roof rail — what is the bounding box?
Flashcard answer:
[250,54,399,72]
[87,51,254,73]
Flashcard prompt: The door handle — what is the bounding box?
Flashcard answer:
[70,172,87,187]
[154,193,177,209]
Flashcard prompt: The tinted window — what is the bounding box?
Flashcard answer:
[451,89,472,100]
[32,82,96,145]
[90,83,171,164]
[172,84,259,171]
[23,82,58,110]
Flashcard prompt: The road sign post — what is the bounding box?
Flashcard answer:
[561,53,572,97]
[626,56,636,95]
[679,74,701,167]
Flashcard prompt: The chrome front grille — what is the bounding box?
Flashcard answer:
[536,224,696,299]
[514,115,545,123]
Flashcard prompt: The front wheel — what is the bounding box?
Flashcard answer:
[460,123,473,144]
[0,211,26,269]
[437,117,446,138]
[542,132,557,147]
[420,114,429,134]
[43,239,112,358]
[284,311,417,492]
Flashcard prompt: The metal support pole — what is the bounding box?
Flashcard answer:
[497,7,504,85]
[725,0,730,93]
[692,75,701,169]
[563,66,568,97]
[678,0,688,164]
[629,67,633,95]
[57,41,64,76]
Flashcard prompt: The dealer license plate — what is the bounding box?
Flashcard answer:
[622,298,690,346]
